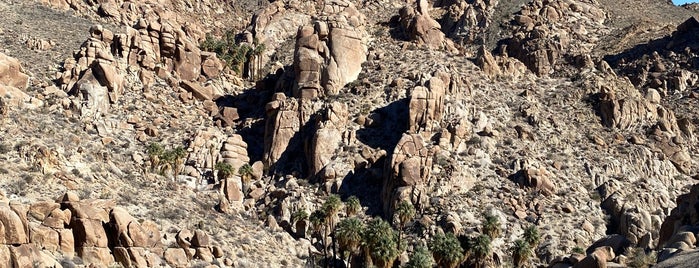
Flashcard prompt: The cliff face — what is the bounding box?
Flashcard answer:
[1,0,699,267]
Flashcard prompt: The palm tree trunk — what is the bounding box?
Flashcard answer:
[331,233,337,267]
[323,226,328,268]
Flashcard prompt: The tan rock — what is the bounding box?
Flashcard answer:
[164,248,189,267]
[127,247,149,267]
[0,205,28,244]
[0,245,10,268]
[72,218,108,247]
[191,230,210,247]
[8,244,43,268]
[58,229,75,255]
[0,52,29,89]
[382,134,432,215]
[201,52,223,78]
[29,223,59,251]
[408,73,446,134]
[174,46,202,81]
[477,46,500,77]
[113,247,132,267]
[181,80,212,101]
[176,229,193,249]
[78,246,115,267]
[194,247,214,262]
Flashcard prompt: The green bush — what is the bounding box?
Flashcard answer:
[215,162,234,179]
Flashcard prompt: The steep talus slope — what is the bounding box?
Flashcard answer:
[1,0,699,267]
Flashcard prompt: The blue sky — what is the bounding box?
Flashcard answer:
[674,0,699,4]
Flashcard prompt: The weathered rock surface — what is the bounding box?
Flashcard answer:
[292,1,368,99]
[399,0,457,52]
[381,134,433,215]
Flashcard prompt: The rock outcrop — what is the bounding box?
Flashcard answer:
[292,1,368,99]
[0,192,226,267]
[0,53,42,110]
[408,72,447,134]
[440,0,497,45]
[504,0,606,75]
[307,102,348,177]
[381,134,433,215]
[57,17,228,118]
[657,184,699,262]
[399,0,457,52]
[263,93,302,172]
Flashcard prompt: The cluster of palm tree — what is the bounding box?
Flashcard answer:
[146,142,187,177]
[200,30,266,79]
[214,162,255,195]
[510,225,540,268]
[306,196,417,268]
[419,213,501,268]
[302,195,542,268]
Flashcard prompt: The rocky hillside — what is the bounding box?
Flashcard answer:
[1,0,699,267]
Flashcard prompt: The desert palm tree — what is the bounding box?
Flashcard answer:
[310,209,329,265]
[394,200,415,248]
[335,217,364,267]
[323,195,343,229]
[406,246,434,268]
[429,232,464,268]
[172,146,187,177]
[523,225,540,247]
[471,234,492,268]
[146,142,164,172]
[395,201,416,229]
[215,162,234,181]
[323,194,343,263]
[363,218,399,268]
[238,163,253,194]
[482,214,501,239]
[511,239,532,268]
[346,195,361,217]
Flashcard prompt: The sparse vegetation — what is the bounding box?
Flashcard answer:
[523,225,540,248]
[215,162,234,180]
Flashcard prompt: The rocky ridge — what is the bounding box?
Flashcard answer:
[1,0,699,267]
